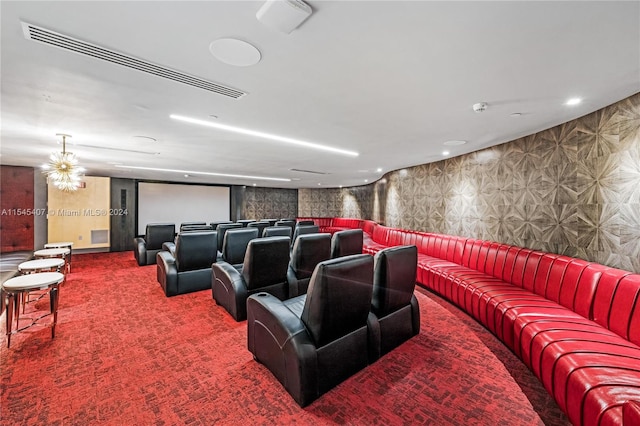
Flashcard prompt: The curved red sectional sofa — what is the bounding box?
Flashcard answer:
[298,217,640,426]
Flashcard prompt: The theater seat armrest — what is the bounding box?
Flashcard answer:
[134,237,147,266]
[247,293,309,350]
[156,251,178,296]
[247,293,318,406]
[212,262,248,320]
[162,242,176,257]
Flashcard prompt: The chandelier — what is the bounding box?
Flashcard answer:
[42,134,84,192]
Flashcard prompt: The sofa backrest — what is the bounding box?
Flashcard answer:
[591,269,640,346]
[331,218,363,229]
[361,220,377,236]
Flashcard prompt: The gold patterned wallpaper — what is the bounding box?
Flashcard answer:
[298,92,640,273]
[241,186,298,220]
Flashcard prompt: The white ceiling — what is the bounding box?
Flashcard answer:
[1,1,639,189]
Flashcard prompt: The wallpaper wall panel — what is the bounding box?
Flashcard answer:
[241,186,298,220]
[0,166,34,252]
[297,92,640,273]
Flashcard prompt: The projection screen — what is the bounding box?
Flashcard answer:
[137,182,230,235]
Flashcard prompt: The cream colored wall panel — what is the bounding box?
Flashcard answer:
[47,176,110,249]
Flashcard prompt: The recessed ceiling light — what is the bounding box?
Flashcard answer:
[170,114,358,157]
[376,167,383,172]
[114,165,291,182]
[565,97,582,106]
[443,140,467,146]
[184,174,189,178]
[339,185,343,188]
[509,113,522,118]
[443,151,450,156]
[252,183,257,187]
[317,183,321,186]
[364,179,369,183]
[209,38,261,67]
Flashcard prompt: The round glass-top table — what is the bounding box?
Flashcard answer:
[2,272,64,348]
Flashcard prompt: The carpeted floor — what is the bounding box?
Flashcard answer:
[0,252,570,425]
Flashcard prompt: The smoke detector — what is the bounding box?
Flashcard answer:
[473,102,488,113]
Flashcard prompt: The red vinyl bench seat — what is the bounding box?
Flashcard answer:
[299,217,640,425]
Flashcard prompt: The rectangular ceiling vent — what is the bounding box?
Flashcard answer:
[289,168,329,175]
[21,22,247,99]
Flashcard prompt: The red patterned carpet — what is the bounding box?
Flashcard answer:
[0,252,570,425]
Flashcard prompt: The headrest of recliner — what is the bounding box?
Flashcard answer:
[372,245,418,316]
[263,226,292,238]
[180,224,214,232]
[242,236,290,290]
[223,228,259,265]
[330,229,363,258]
[292,225,320,245]
[175,231,217,272]
[301,254,374,347]
[209,221,233,230]
[145,223,176,250]
[290,233,331,279]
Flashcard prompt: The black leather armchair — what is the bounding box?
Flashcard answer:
[156,231,217,296]
[263,226,291,238]
[134,223,176,266]
[287,233,331,297]
[212,236,290,321]
[296,220,315,226]
[330,229,363,258]
[368,245,420,360]
[247,254,375,407]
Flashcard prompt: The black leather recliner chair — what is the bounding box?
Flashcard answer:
[212,236,290,321]
[296,220,315,226]
[247,254,375,407]
[330,229,363,258]
[156,231,217,296]
[287,233,331,297]
[368,245,420,360]
[134,223,176,266]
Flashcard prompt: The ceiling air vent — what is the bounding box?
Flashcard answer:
[21,22,247,99]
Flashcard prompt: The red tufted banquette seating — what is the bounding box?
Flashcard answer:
[298,217,640,426]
